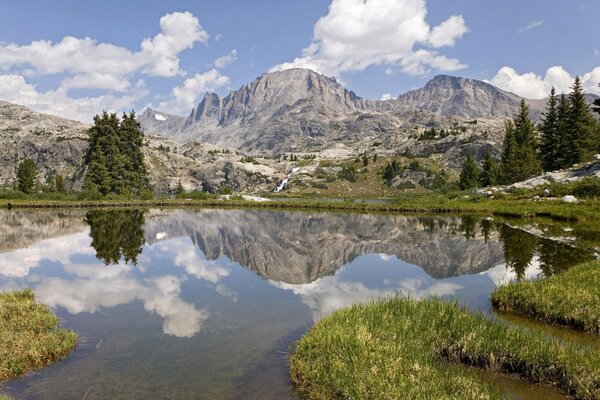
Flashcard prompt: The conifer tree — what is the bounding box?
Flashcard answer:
[84,112,151,196]
[500,101,541,183]
[16,159,37,194]
[459,153,481,190]
[55,174,66,193]
[555,94,571,169]
[539,87,560,171]
[480,150,499,187]
[564,77,600,165]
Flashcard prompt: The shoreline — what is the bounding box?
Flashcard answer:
[1,196,598,221]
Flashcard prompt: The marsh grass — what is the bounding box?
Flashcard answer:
[492,261,600,334]
[290,297,600,400]
[0,289,77,383]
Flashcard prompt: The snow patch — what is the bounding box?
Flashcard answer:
[154,114,167,121]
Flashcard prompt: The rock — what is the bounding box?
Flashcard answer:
[561,195,578,203]
[543,188,551,197]
[532,195,541,201]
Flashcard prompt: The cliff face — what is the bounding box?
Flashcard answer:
[143,210,505,284]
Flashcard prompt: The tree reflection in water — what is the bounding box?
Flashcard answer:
[84,209,146,265]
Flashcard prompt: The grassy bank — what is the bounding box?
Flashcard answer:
[0,289,77,383]
[290,297,600,400]
[1,194,599,222]
[492,261,600,334]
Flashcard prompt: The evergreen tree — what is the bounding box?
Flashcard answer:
[175,180,185,195]
[539,87,561,171]
[84,112,151,196]
[564,77,600,165]
[459,153,481,190]
[55,174,66,193]
[16,159,37,194]
[120,112,151,195]
[362,153,369,167]
[555,94,571,169]
[480,150,499,187]
[500,101,541,183]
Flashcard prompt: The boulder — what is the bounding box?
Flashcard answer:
[561,195,578,203]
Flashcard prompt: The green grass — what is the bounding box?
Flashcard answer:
[0,289,77,383]
[290,297,600,400]
[492,261,600,334]
[1,193,599,222]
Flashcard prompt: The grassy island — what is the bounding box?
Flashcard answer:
[0,289,77,385]
[290,297,600,400]
[492,261,600,334]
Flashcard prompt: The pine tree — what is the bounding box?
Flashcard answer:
[459,153,481,190]
[539,87,560,171]
[555,94,571,169]
[55,174,66,193]
[84,112,151,196]
[500,101,541,183]
[564,77,600,165]
[120,112,151,195]
[16,159,37,194]
[480,150,499,187]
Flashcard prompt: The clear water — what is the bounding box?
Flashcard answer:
[0,209,597,399]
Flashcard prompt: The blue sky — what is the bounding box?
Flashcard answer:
[0,0,598,121]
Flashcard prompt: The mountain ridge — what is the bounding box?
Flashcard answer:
[138,69,564,153]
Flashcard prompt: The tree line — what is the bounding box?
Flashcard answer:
[460,77,600,189]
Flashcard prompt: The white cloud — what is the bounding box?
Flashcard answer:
[519,19,544,33]
[158,69,230,114]
[380,93,394,101]
[213,49,238,69]
[271,0,468,77]
[0,74,148,122]
[0,12,211,121]
[489,65,600,98]
[429,15,468,47]
[0,12,208,89]
[385,68,394,76]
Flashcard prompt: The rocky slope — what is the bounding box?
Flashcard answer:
[139,69,566,155]
[0,101,288,193]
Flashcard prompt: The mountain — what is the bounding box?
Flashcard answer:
[139,69,553,154]
[393,75,546,119]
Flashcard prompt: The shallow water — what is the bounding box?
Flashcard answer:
[0,209,597,399]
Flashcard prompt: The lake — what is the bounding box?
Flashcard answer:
[0,208,597,399]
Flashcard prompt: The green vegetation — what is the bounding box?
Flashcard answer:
[0,289,76,383]
[84,111,151,196]
[459,153,480,189]
[492,260,600,334]
[16,159,37,194]
[480,150,499,187]
[290,297,600,400]
[500,100,541,184]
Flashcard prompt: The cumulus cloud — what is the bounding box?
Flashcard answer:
[158,69,230,114]
[0,12,207,86]
[213,49,238,69]
[519,19,543,33]
[0,12,216,122]
[271,0,468,77]
[489,65,600,98]
[0,74,148,122]
[379,93,394,101]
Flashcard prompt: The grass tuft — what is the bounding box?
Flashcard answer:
[492,260,600,334]
[290,297,600,400]
[0,289,77,383]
